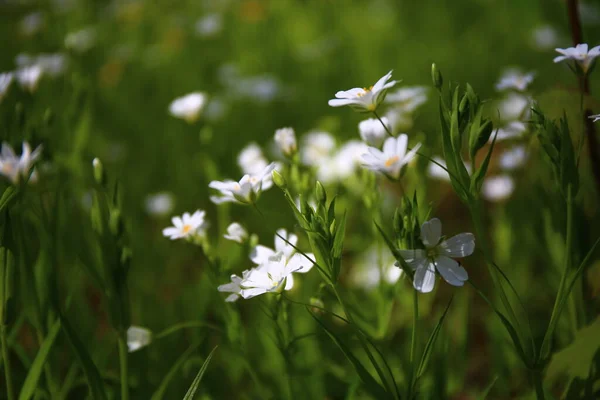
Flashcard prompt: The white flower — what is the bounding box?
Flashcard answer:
[218,270,250,302]
[426,156,472,182]
[499,146,528,170]
[16,65,43,92]
[20,12,44,36]
[554,43,600,73]
[495,69,535,92]
[144,192,174,216]
[349,246,402,291]
[162,210,208,240]
[531,25,559,50]
[482,175,515,201]
[0,142,42,184]
[209,163,276,205]
[300,131,336,166]
[399,218,474,293]
[224,223,248,243]
[493,121,528,142]
[384,86,428,113]
[168,92,207,123]
[497,93,532,121]
[328,70,397,112]
[126,326,152,353]
[0,73,13,101]
[317,140,368,184]
[65,27,97,53]
[195,13,223,38]
[358,118,388,147]
[360,135,421,180]
[17,53,67,78]
[238,143,268,175]
[274,127,297,157]
[589,114,600,122]
[251,229,298,263]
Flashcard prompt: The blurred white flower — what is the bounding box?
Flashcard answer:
[499,146,528,170]
[482,175,515,201]
[224,222,248,243]
[0,142,42,184]
[17,53,68,78]
[399,218,474,293]
[209,163,276,205]
[384,86,428,113]
[0,73,14,101]
[235,75,281,102]
[16,65,43,92]
[358,118,388,147]
[497,93,531,121]
[496,69,535,91]
[590,114,600,122]
[360,135,420,180]
[317,140,367,184]
[384,108,413,132]
[238,143,268,175]
[274,127,297,157]
[144,192,174,216]
[493,121,528,142]
[126,326,152,353]
[195,13,223,38]
[162,210,208,240]
[65,27,97,53]
[300,131,336,166]
[328,70,397,112]
[554,43,600,73]
[168,92,207,123]
[20,12,44,36]
[349,246,402,291]
[531,25,559,50]
[426,156,472,182]
[251,229,301,263]
[218,270,250,302]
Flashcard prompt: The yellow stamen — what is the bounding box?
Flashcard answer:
[182,224,192,233]
[356,86,373,98]
[384,155,399,167]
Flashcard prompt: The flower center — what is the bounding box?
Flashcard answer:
[356,86,373,98]
[182,224,192,234]
[384,155,399,167]
[426,247,439,259]
[233,183,241,191]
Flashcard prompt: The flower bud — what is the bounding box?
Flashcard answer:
[315,181,326,204]
[272,170,287,189]
[92,157,105,185]
[431,63,443,91]
[274,127,297,157]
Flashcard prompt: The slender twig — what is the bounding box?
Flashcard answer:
[117,335,129,400]
[373,111,394,137]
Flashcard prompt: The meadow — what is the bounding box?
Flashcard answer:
[1,0,600,399]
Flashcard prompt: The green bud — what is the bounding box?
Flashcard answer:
[92,158,105,185]
[459,93,469,114]
[43,108,54,127]
[431,63,443,91]
[315,181,326,204]
[272,170,287,189]
[393,209,404,238]
[109,209,124,237]
[469,119,494,159]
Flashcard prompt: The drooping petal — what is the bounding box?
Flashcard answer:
[420,218,442,247]
[440,233,475,257]
[286,252,315,273]
[250,245,276,265]
[413,263,436,293]
[434,256,469,286]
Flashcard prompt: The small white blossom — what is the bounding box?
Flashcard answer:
[65,27,97,52]
[0,73,13,101]
[493,121,528,142]
[482,175,515,201]
[16,53,67,78]
[195,13,223,38]
[426,156,472,182]
[360,135,420,180]
[168,92,207,123]
[218,270,250,302]
[300,131,336,166]
[20,12,44,36]
[358,118,388,147]
[328,71,397,112]
[126,326,152,352]
[224,223,248,244]
[399,218,474,293]
[317,140,368,184]
[251,229,300,263]
[274,127,297,157]
[495,69,535,92]
[209,163,276,205]
[384,86,428,113]
[349,246,402,291]
[589,114,600,122]
[16,65,43,92]
[238,143,268,175]
[162,210,208,240]
[0,142,42,184]
[497,93,532,121]
[499,146,528,170]
[144,192,174,216]
[531,25,559,50]
[554,43,600,73]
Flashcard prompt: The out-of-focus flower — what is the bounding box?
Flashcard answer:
[144,192,174,216]
[399,218,474,293]
[496,69,535,91]
[349,246,402,291]
[384,86,428,113]
[274,127,297,157]
[195,13,223,38]
[0,73,13,101]
[209,163,276,205]
[0,142,42,184]
[384,108,414,132]
[224,222,248,243]
[251,229,299,263]
[358,118,388,147]
[497,93,532,121]
[317,140,368,184]
[554,43,600,73]
[126,326,152,352]
[20,12,44,36]
[328,70,397,112]
[16,65,43,92]
[300,131,336,166]
[482,175,515,201]
[238,143,268,175]
[589,114,600,122]
[65,27,97,53]
[493,121,528,142]
[162,210,208,240]
[427,156,472,182]
[499,146,528,170]
[531,25,559,50]
[360,135,420,180]
[169,92,207,123]
[17,54,68,78]
[218,270,250,302]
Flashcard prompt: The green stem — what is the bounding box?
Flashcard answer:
[117,335,129,400]
[373,111,394,137]
[408,289,419,398]
[1,325,14,400]
[531,369,546,400]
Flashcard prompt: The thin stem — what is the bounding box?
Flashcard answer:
[117,335,129,400]
[407,289,419,398]
[1,325,14,400]
[531,369,546,400]
[373,111,394,137]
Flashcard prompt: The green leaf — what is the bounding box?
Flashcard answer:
[470,128,498,195]
[151,341,201,400]
[59,313,108,400]
[0,187,17,214]
[416,297,453,378]
[373,221,413,279]
[19,319,61,400]
[182,345,218,400]
[478,375,498,400]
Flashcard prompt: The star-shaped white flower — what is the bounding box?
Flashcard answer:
[300,131,336,166]
[482,175,515,202]
[589,114,600,122]
[274,127,297,157]
[358,118,388,147]
[495,69,535,91]
[384,86,428,113]
[360,135,420,180]
[126,326,152,352]
[328,71,397,112]
[554,43,600,73]
[399,218,474,293]
[168,92,207,123]
[16,65,43,92]
[223,222,248,243]
[0,141,42,184]
[209,163,276,205]
[238,142,268,175]
[162,210,208,240]
[218,270,250,302]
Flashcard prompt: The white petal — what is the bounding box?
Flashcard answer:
[440,233,475,257]
[287,252,314,273]
[413,263,436,293]
[398,249,427,270]
[250,245,276,265]
[434,256,468,286]
[420,218,442,247]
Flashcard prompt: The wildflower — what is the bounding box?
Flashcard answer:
[168,92,207,123]
[252,229,299,263]
[531,25,559,50]
[328,70,397,112]
[384,86,428,113]
[16,65,43,92]
[16,53,67,78]
[499,146,528,170]
[482,175,515,201]
[195,14,223,38]
[126,326,152,352]
[144,192,174,217]
[360,135,421,180]
[224,223,248,243]
[589,114,600,122]
[162,210,208,240]
[358,118,388,147]
[300,131,336,166]
[495,69,535,91]
[238,143,268,175]
[218,270,250,302]
[0,142,42,184]
[20,12,44,36]
[209,163,276,205]
[497,93,532,121]
[317,140,368,184]
[554,43,600,73]
[0,73,13,101]
[399,218,474,293]
[274,127,297,157]
[65,27,97,53]
[349,246,402,291]
[493,121,528,142]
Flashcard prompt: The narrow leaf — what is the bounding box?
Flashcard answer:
[182,345,218,400]
[416,297,453,378]
[151,341,201,400]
